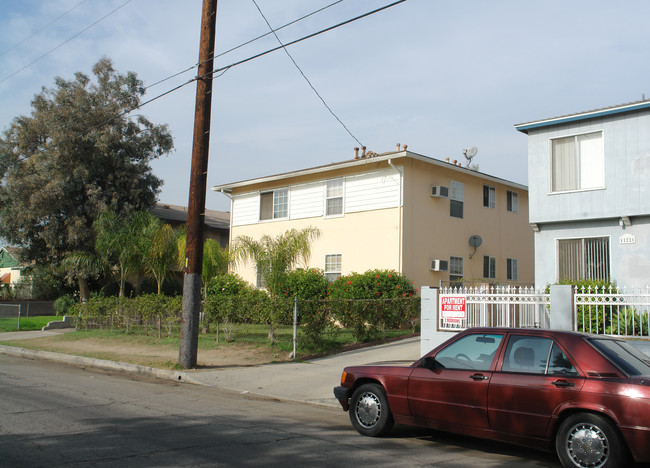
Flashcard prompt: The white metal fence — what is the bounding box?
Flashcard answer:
[574,285,650,338]
[438,286,550,331]
[436,285,650,340]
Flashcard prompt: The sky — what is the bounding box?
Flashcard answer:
[1,0,650,213]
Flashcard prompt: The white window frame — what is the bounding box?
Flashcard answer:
[483,255,496,279]
[450,180,464,219]
[507,258,518,281]
[557,236,610,282]
[324,254,342,282]
[259,188,288,221]
[550,131,605,193]
[449,256,463,283]
[507,190,518,213]
[483,185,496,209]
[325,178,344,217]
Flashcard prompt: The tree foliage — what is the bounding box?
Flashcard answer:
[0,57,173,265]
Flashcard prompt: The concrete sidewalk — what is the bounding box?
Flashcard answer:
[184,336,422,407]
[0,330,422,408]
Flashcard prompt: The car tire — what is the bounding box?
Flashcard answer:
[555,413,629,468]
[349,383,394,437]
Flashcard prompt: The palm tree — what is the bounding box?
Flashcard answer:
[176,227,229,297]
[60,250,105,302]
[94,210,151,297]
[233,227,321,340]
[233,227,321,296]
[141,218,178,295]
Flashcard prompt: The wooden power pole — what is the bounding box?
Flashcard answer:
[179,0,218,369]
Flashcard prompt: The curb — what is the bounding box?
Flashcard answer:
[0,344,189,383]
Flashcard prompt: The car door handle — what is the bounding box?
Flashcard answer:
[552,379,574,388]
[470,373,488,381]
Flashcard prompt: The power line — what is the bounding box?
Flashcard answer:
[11,1,407,163]
[0,0,133,84]
[0,0,89,57]
[251,0,363,147]
[145,0,345,91]
[204,1,407,78]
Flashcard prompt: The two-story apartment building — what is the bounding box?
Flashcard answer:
[515,100,650,289]
[212,147,533,289]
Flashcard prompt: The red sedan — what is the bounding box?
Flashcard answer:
[333,328,650,468]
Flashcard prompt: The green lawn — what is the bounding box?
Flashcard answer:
[0,315,59,332]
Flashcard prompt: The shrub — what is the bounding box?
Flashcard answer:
[327,270,419,342]
[54,294,78,316]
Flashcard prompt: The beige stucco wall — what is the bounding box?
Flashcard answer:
[401,158,534,288]
[229,208,401,286]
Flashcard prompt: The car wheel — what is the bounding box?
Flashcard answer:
[555,413,629,468]
[349,383,394,437]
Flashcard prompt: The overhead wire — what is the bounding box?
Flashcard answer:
[251,0,364,147]
[145,0,345,91]
[0,0,134,84]
[0,0,89,57]
[10,1,407,163]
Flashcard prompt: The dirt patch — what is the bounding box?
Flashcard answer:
[2,335,293,369]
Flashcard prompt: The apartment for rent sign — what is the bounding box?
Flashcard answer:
[440,295,466,324]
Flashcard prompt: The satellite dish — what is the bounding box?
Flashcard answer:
[463,146,478,167]
[468,235,482,259]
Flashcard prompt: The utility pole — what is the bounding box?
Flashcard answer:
[179,0,218,369]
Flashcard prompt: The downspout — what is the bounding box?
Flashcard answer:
[387,159,403,274]
[219,189,234,272]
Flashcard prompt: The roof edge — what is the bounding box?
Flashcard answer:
[514,99,650,134]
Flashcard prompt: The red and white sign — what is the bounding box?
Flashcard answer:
[440,295,466,324]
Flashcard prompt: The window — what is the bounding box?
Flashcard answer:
[449,256,463,286]
[558,237,610,281]
[256,262,266,289]
[483,185,495,208]
[435,334,503,371]
[551,131,604,192]
[507,190,518,212]
[325,178,343,216]
[450,181,464,218]
[325,254,342,282]
[483,256,496,279]
[502,336,578,376]
[507,258,518,281]
[259,188,288,220]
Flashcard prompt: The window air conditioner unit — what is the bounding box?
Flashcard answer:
[430,185,449,198]
[430,259,449,271]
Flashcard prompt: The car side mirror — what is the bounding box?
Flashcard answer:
[420,356,442,371]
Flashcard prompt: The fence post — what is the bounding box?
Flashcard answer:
[17,304,21,331]
[550,284,574,331]
[291,296,298,359]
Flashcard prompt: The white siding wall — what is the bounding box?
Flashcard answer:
[231,192,259,226]
[345,169,401,213]
[290,181,323,219]
[230,167,401,227]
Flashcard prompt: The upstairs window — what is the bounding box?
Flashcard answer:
[260,188,288,220]
[483,185,495,208]
[325,178,344,216]
[483,256,496,279]
[450,181,464,219]
[551,131,604,192]
[507,191,518,213]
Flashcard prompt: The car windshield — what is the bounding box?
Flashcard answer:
[589,338,650,376]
